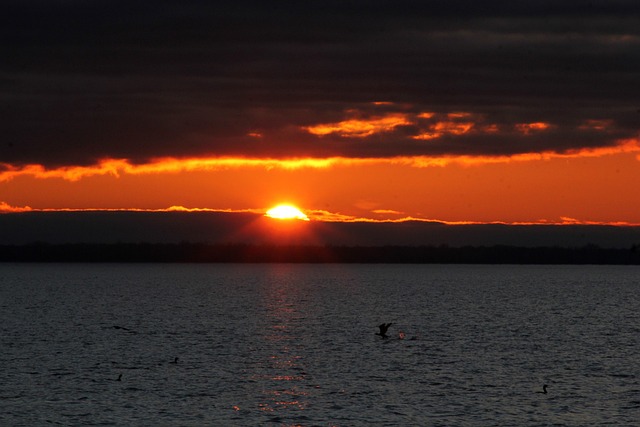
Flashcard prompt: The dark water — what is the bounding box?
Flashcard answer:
[1,264,639,426]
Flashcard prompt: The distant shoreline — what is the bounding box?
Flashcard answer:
[1,243,639,264]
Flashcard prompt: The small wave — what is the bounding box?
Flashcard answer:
[610,373,635,378]
[0,394,24,400]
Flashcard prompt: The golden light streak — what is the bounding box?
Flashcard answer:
[372,209,404,215]
[447,112,473,118]
[305,210,640,226]
[558,217,640,226]
[0,202,640,227]
[0,204,264,215]
[1,138,638,183]
[303,113,411,137]
[0,157,358,182]
[2,203,639,226]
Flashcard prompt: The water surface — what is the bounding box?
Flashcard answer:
[1,264,639,425]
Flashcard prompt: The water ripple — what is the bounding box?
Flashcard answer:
[1,264,639,426]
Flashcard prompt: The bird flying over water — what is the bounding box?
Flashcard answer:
[376,323,393,338]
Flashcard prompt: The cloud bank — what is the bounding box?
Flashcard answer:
[2,0,639,167]
[1,210,639,248]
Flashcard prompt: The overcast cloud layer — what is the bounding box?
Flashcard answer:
[2,0,639,167]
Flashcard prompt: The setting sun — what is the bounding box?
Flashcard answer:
[265,204,310,221]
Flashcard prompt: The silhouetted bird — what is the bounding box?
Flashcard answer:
[536,384,548,394]
[116,374,122,381]
[170,357,179,364]
[376,323,393,338]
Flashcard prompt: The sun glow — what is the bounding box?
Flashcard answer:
[266,204,310,221]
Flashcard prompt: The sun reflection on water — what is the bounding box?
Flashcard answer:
[241,266,313,417]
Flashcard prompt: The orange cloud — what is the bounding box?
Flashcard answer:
[0,161,124,182]
[0,157,363,182]
[1,138,638,183]
[405,137,640,167]
[303,109,558,143]
[0,204,267,215]
[579,119,614,131]
[412,111,487,140]
[557,216,638,226]
[303,113,411,137]
[413,121,475,140]
[557,137,640,158]
[303,209,436,223]
[447,112,473,119]
[4,202,638,226]
[372,209,404,215]
[165,205,263,213]
[515,122,552,134]
[0,202,32,213]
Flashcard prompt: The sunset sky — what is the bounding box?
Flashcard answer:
[2,1,639,227]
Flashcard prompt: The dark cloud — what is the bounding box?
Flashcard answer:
[1,211,639,248]
[2,0,639,166]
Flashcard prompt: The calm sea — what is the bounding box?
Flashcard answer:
[1,263,639,426]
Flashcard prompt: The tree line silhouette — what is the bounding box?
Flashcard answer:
[1,242,639,264]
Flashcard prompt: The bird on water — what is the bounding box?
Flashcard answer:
[170,357,179,364]
[536,384,548,394]
[376,323,393,338]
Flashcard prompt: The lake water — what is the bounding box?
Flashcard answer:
[1,263,639,426]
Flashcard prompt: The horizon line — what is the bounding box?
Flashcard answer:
[1,204,639,227]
